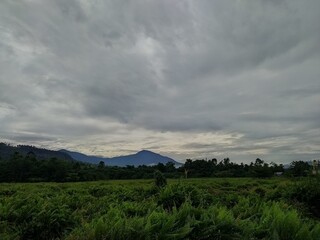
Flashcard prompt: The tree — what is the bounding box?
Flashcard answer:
[165,162,175,172]
[184,159,192,178]
[210,158,217,165]
[98,161,105,169]
[255,158,264,166]
[289,161,310,177]
[223,158,230,166]
[156,163,166,172]
[154,170,167,188]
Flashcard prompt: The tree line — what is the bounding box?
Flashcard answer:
[0,150,314,182]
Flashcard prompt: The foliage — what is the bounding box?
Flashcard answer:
[287,161,311,177]
[0,143,294,183]
[1,178,320,239]
[154,170,167,188]
[283,176,320,218]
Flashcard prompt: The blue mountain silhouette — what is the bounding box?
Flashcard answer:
[60,149,181,167]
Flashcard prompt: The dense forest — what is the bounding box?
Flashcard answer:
[0,144,314,182]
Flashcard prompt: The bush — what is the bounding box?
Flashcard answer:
[154,170,167,188]
[1,196,75,240]
[157,183,212,210]
[284,177,320,218]
[259,202,320,240]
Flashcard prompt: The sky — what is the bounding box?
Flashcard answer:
[0,0,319,164]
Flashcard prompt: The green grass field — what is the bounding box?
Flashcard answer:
[1,178,320,240]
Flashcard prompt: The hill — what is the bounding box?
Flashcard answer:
[59,149,106,164]
[0,143,73,161]
[60,149,181,167]
[105,150,180,167]
[0,143,180,167]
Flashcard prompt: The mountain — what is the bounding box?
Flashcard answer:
[106,150,180,167]
[0,142,181,167]
[60,149,181,167]
[0,143,73,161]
[59,149,107,164]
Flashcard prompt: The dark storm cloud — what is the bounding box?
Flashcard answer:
[0,0,319,162]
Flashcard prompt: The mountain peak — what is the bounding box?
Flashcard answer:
[62,149,181,167]
[137,150,154,154]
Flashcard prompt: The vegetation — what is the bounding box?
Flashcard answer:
[0,150,291,183]
[1,144,319,239]
[1,177,320,239]
[154,170,167,188]
[1,143,316,183]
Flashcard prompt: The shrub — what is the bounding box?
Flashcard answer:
[157,183,211,210]
[259,202,320,240]
[154,170,167,188]
[284,177,320,218]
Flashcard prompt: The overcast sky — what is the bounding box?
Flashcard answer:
[0,0,319,163]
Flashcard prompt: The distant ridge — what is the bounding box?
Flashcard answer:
[60,149,181,167]
[59,149,106,164]
[0,143,73,161]
[0,143,181,167]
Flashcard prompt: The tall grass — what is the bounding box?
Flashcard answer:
[1,178,320,239]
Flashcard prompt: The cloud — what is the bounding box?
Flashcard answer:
[0,0,319,163]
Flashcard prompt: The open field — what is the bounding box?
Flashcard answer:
[1,178,320,240]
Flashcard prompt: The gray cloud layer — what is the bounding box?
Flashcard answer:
[1,0,319,163]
